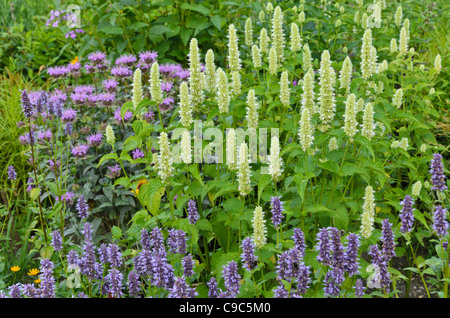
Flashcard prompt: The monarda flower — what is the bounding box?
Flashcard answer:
[246,89,259,130]
[339,56,353,94]
[216,68,230,114]
[245,17,253,47]
[115,53,137,67]
[298,106,314,152]
[361,29,376,80]
[227,24,241,72]
[290,22,301,52]
[430,153,447,192]
[237,143,251,196]
[301,70,315,114]
[111,66,132,79]
[188,38,203,112]
[270,196,284,229]
[251,45,262,68]
[259,28,269,53]
[399,195,415,233]
[271,6,285,65]
[279,71,290,108]
[252,206,267,249]
[268,135,283,182]
[204,49,216,94]
[241,237,257,271]
[432,205,449,238]
[178,82,192,128]
[71,144,89,159]
[226,129,237,171]
[180,130,192,164]
[318,50,336,128]
[361,102,375,141]
[343,93,358,141]
[88,51,106,65]
[392,88,403,109]
[149,62,163,105]
[155,132,174,184]
[87,133,103,148]
[132,68,143,110]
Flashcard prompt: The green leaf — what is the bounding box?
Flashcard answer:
[354,135,375,159]
[149,25,172,35]
[30,188,41,201]
[258,174,272,203]
[99,26,123,35]
[121,101,134,119]
[180,3,210,15]
[111,226,122,239]
[122,135,142,153]
[97,153,118,167]
[210,15,222,30]
[213,183,237,200]
[114,177,130,188]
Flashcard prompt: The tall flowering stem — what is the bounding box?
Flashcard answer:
[22,90,48,244]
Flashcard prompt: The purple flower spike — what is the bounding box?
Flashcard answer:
[222,260,240,298]
[399,195,415,234]
[207,277,219,298]
[7,165,17,180]
[270,196,284,228]
[76,194,89,219]
[344,233,360,276]
[241,237,257,271]
[316,228,331,266]
[292,228,306,258]
[51,230,63,252]
[128,270,140,297]
[432,205,449,238]
[187,199,199,224]
[381,219,396,262]
[21,90,34,118]
[430,153,447,192]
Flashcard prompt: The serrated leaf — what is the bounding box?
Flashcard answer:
[97,153,118,167]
